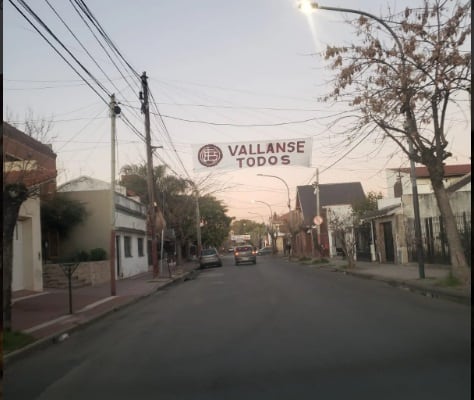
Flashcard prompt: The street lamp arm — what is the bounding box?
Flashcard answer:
[311,4,404,56]
[257,173,291,210]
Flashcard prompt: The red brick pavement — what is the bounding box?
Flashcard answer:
[11,262,199,340]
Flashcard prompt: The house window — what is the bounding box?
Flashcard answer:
[137,238,144,257]
[124,236,132,258]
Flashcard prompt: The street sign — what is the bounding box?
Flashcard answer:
[313,216,323,225]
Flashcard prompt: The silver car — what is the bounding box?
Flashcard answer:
[234,245,257,265]
[199,248,222,269]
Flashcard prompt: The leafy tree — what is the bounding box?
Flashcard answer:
[41,194,87,237]
[199,195,233,248]
[328,209,357,269]
[40,193,88,260]
[321,0,470,284]
[120,164,231,262]
[120,163,166,204]
[231,219,265,247]
[352,191,383,220]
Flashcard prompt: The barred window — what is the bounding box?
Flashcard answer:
[124,236,132,258]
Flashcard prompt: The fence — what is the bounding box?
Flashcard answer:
[406,212,471,265]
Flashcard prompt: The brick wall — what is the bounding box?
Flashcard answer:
[43,261,110,288]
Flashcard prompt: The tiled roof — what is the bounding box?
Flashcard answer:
[389,164,471,178]
[360,203,400,221]
[447,172,471,193]
[296,182,365,226]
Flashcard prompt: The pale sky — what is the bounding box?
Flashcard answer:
[3,0,471,221]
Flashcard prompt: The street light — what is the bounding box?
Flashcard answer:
[252,199,273,220]
[257,173,293,257]
[301,1,425,278]
[248,211,265,224]
[256,174,291,212]
[252,200,275,251]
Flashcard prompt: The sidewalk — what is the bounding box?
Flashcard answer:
[5,261,200,364]
[5,257,470,364]
[291,256,471,305]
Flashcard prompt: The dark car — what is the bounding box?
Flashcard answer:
[234,245,257,265]
[199,248,222,269]
[257,246,273,256]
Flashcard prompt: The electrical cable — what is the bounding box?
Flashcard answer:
[45,0,133,103]
[9,0,110,105]
[154,112,322,127]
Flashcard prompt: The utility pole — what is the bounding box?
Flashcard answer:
[141,72,159,277]
[109,94,120,296]
[159,187,165,277]
[313,168,321,257]
[195,188,202,257]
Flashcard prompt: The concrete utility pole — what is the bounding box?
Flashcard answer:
[195,188,202,257]
[109,94,120,296]
[313,168,321,256]
[141,72,159,277]
[256,173,292,257]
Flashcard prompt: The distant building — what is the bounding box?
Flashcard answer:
[295,182,366,258]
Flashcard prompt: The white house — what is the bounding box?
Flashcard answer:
[57,176,149,279]
[4,121,57,292]
[364,164,471,264]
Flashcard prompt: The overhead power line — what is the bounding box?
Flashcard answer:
[155,113,321,127]
[9,0,110,105]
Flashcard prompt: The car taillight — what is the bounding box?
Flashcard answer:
[235,252,239,256]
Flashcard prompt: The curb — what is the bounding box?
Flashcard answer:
[327,265,470,306]
[4,269,197,366]
[294,260,471,306]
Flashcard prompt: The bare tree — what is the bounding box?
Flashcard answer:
[328,209,357,269]
[321,0,470,284]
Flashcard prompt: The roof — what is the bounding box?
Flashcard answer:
[57,176,111,192]
[3,121,57,187]
[389,164,471,178]
[446,172,471,193]
[3,121,56,158]
[360,203,401,221]
[296,182,365,226]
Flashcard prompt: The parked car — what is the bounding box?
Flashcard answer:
[257,246,273,256]
[234,245,257,265]
[228,247,234,253]
[199,248,222,269]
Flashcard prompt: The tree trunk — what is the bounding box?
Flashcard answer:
[429,175,470,286]
[3,184,29,331]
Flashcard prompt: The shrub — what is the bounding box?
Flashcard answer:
[76,250,90,262]
[89,248,107,261]
[311,258,330,264]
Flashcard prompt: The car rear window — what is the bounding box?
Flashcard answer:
[236,246,252,252]
[202,249,217,256]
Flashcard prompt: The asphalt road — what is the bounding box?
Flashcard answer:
[4,255,471,399]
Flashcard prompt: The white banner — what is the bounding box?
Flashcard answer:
[192,138,312,172]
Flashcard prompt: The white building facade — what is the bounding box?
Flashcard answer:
[58,176,149,279]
